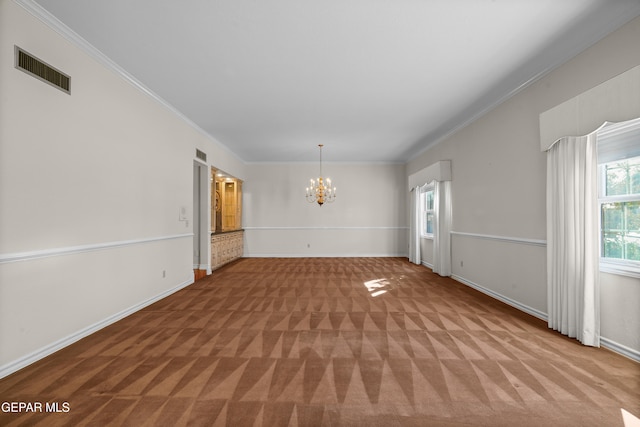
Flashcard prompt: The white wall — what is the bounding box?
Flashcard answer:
[601,273,640,354]
[0,1,244,377]
[408,16,640,356]
[244,162,407,257]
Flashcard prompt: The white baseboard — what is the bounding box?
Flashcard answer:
[450,272,640,363]
[0,278,194,379]
[600,337,640,362]
[421,260,433,269]
[451,274,548,321]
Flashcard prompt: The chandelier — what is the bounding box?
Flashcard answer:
[305,144,336,206]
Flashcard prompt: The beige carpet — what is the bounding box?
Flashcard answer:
[0,257,638,426]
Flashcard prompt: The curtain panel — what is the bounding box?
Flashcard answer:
[432,180,452,276]
[408,186,421,265]
[546,133,600,347]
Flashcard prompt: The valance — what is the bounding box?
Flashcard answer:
[407,160,451,190]
[540,65,640,152]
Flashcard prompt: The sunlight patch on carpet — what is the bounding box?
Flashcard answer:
[364,278,390,297]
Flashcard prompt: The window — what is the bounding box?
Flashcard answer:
[599,156,640,262]
[597,117,640,277]
[421,185,434,238]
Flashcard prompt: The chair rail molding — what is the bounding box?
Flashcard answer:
[0,233,193,264]
[451,231,546,247]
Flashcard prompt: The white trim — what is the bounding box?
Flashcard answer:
[13,0,243,165]
[599,260,640,279]
[451,231,547,247]
[244,226,408,231]
[0,233,193,264]
[450,274,548,321]
[409,26,625,162]
[245,160,404,166]
[451,271,639,362]
[0,277,194,379]
[193,157,208,167]
[600,337,640,363]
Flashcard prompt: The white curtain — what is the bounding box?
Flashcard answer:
[432,180,452,276]
[409,186,421,265]
[546,133,600,347]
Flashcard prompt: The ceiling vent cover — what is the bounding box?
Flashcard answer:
[15,46,70,94]
[196,149,207,162]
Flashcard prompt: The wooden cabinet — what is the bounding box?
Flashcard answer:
[211,230,243,270]
[212,170,242,233]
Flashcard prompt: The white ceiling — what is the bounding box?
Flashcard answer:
[32,0,640,163]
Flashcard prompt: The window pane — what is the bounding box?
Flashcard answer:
[602,203,623,231]
[426,213,433,235]
[426,191,434,210]
[601,201,640,261]
[605,163,628,196]
[605,157,640,197]
[627,201,640,231]
[625,234,640,261]
[602,231,623,259]
[631,162,640,195]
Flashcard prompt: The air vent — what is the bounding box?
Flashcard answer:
[15,46,71,94]
[196,149,207,162]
